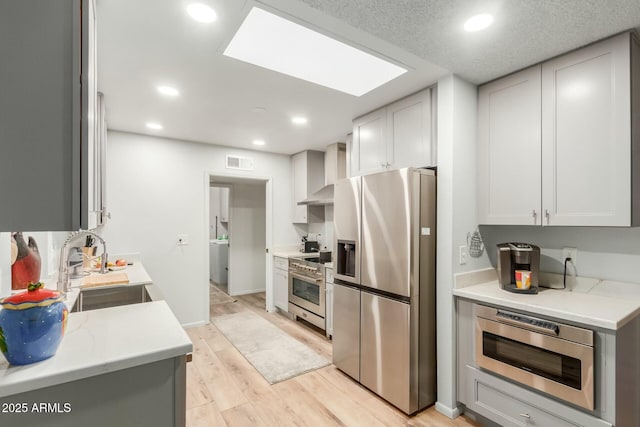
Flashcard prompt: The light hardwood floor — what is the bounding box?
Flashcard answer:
[186,290,482,427]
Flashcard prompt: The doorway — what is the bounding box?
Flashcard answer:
[209,184,230,295]
[207,174,270,315]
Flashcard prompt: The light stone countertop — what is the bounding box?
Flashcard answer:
[0,257,188,398]
[453,279,640,330]
[0,300,192,398]
[272,250,319,259]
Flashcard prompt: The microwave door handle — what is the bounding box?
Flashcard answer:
[496,310,560,336]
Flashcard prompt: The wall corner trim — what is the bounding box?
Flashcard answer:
[435,401,462,419]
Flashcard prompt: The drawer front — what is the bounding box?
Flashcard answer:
[274,256,288,271]
[475,381,578,427]
[325,267,334,283]
[464,366,612,427]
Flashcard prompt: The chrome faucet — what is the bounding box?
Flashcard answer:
[57,231,108,293]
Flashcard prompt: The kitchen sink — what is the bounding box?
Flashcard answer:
[71,284,151,313]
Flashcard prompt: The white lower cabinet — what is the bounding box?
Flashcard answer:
[464,366,611,427]
[325,267,334,338]
[273,257,288,312]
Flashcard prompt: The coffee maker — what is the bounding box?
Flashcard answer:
[496,243,540,294]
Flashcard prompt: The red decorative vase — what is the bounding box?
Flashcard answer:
[11,232,41,291]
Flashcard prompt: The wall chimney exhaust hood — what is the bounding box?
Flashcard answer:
[298,142,346,206]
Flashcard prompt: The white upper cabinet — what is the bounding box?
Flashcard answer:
[345,133,354,178]
[477,65,542,225]
[542,33,633,226]
[219,187,230,223]
[0,0,103,231]
[292,152,309,223]
[387,88,434,169]
[291,151,324,223]
[351,87,435,176]
[85,1,108,230]
[352,108,387,175]
[478,32,639,227]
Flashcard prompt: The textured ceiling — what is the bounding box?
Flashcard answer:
[298,0,640,84]
[98,0,640,155]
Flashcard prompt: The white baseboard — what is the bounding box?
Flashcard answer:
[435,401,462,419]
[181,319,209,329]
[231,287,266,296]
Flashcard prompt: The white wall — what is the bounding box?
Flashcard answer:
[436,74,491,417]
[480,225,640,284]
[323,205,334,252]
[102,131,298,326]
[0,231,69,298]
[228,182,266,295]
[306,205,326,246]
[0,233,10,297]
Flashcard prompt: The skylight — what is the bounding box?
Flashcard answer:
[223,7,407,97]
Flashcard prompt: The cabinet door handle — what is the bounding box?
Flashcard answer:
[519,413,531,419]
[532,209,537,224]
[545,209,550,224]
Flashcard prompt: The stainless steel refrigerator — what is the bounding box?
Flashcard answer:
[333,167,436,415]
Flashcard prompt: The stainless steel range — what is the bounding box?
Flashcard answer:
[288,257,325,330]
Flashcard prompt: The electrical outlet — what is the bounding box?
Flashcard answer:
[459,245,468,265]
[562,247,577,264]
[177,234,189,246]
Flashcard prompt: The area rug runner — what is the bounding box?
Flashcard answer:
[211,310,330,384]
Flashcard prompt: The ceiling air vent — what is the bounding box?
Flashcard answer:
[226,155,254,171]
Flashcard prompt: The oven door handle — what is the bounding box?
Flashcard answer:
[495,310,560,336]
[289,271,323,284]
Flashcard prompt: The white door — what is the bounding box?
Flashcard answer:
[477,65,542,225]
[542,33,631,226]
[352,108,387,175]
[387,88,433,169]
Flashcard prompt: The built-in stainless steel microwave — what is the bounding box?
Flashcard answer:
[474,304,594,410]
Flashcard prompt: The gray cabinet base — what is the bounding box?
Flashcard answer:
[462,365,612,427]
[0,356,187,427]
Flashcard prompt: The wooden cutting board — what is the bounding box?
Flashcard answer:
[82,272,130,288]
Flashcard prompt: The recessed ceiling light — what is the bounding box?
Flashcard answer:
[157,85,179,97]
[146,122,163,130]
[253,139,266,146]
[224,7,407,97]
[292,116,308,125]
[187,3,217,23]
[464,14,494,32]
